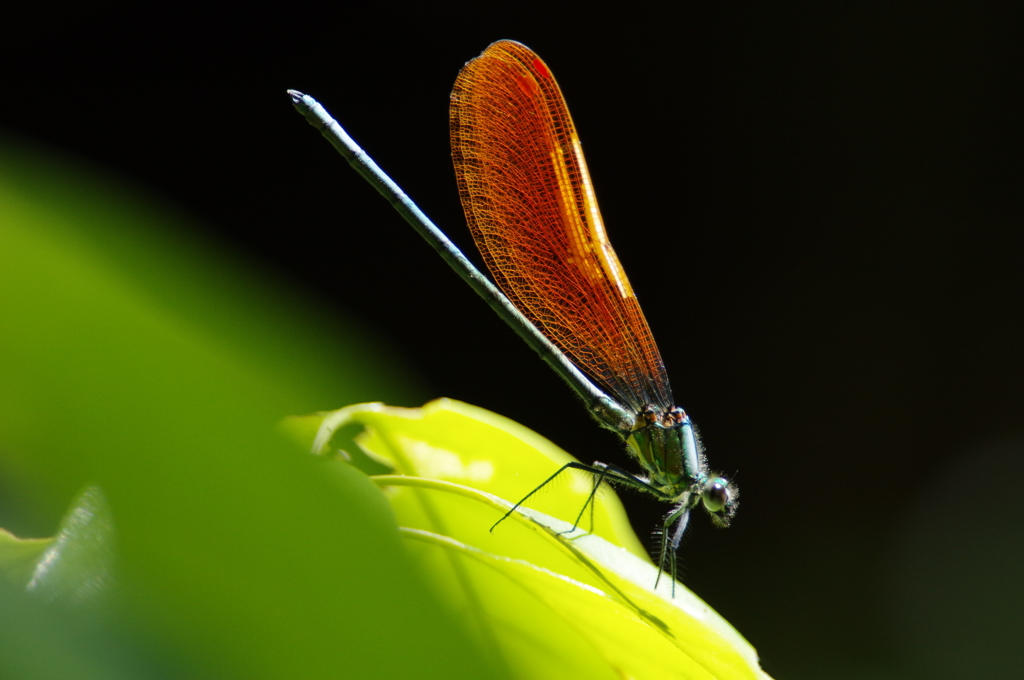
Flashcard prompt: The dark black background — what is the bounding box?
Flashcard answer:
[4,2,1023,678]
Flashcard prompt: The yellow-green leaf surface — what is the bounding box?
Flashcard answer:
[309,400,773,680]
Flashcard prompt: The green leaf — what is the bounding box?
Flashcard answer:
[19,486,115,603]
[306,399,773,680]
[0,135,499,680]
[0,531,52,588]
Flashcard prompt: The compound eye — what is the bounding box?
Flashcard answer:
[702,479,730,513]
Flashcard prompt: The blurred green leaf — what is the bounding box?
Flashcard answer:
[18,486,115,604]
[0,136,501,679]
[0,531,51,588]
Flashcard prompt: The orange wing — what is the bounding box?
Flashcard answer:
[450,41,674,413]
